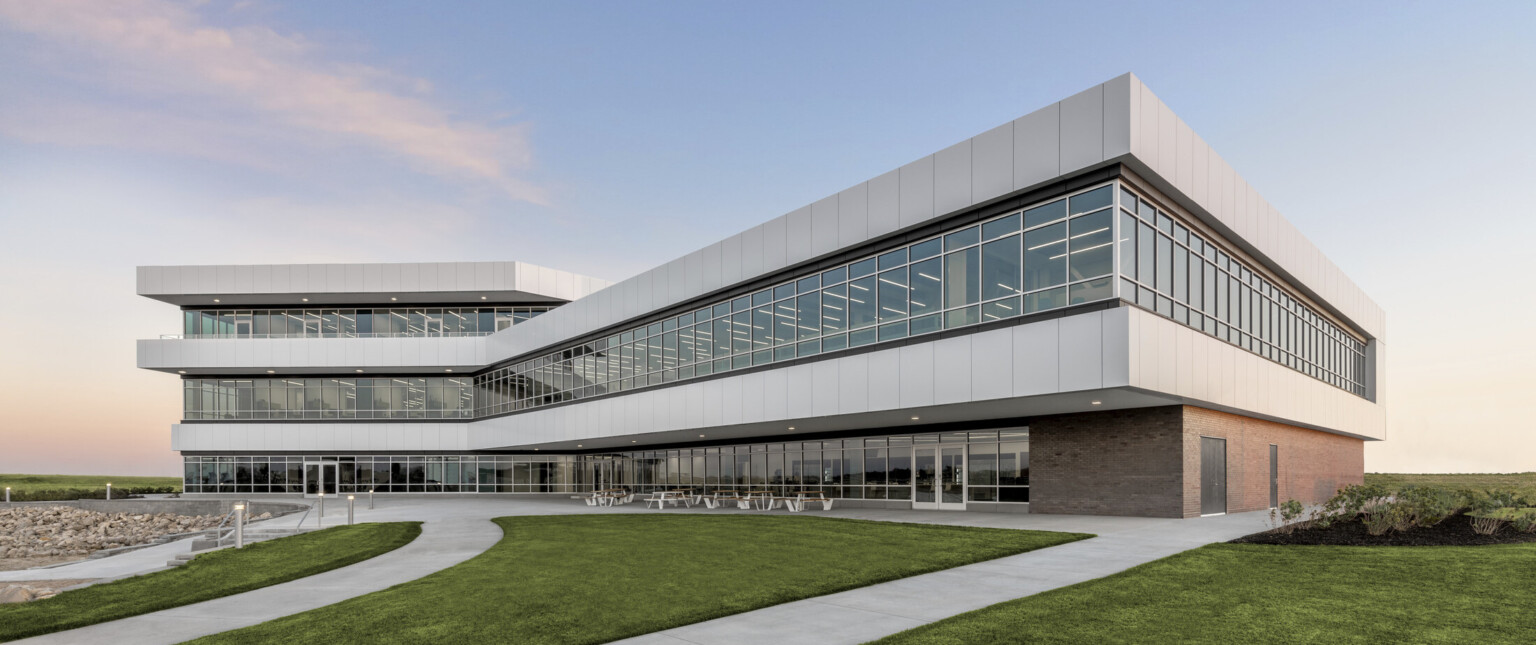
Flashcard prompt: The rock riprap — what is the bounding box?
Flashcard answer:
[0,506,255,558]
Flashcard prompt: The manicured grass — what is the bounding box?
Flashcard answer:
[871,543,1536,644]
[0,522,420,642]
[189,515,1090,644]
[1367,472,1536,499]
[0,474,181,495]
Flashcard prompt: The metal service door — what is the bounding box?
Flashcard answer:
[1269,445,1279,509]
[1200,437,1227,516]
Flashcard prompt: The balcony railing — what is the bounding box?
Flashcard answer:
[158,331,497,340]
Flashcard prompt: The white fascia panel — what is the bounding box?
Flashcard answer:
[1059,83,1105,173]
[932,334,972,405]
[898,155,935,228]
[787,363,815,419]
[836,353,870,414]
[837,183,869,249]
[1123,307,1384,440]
[1013,317,1060,396]
[811,195,839,257]
[934,139,972,216]
[867,170,901,237]
[971,122,1014,206]
[866,347,901,411]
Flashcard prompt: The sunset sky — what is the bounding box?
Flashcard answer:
[1,0,1531,476]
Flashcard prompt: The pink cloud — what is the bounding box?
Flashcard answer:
[0,0,546,203]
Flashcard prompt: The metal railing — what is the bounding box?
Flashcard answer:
[160,331,498,340]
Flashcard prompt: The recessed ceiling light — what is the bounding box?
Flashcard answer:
[355,369,364,373]
[1091,400,1102,405]
[787,426,795,430]
[481,296,487,300]
[910,416,920,421]
[266,370,276,374]
[390,297,397,301]
[177,370,187,374]
[302,298,309,302]
[631,440,637,443]
[576,444,583,448]
[445,369,453,372]
[213,299,220,303]
[699,434,705,438]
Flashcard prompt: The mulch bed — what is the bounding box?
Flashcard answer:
[1232,513,1536,546]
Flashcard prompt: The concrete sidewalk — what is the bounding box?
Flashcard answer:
[12,496,1271,645]
[14,512,503,645]
[611,508,1272,645]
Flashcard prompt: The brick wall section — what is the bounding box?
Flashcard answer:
[1180,406,1364,518]
[1028,405,1365,518]
[1030,406,1186,517]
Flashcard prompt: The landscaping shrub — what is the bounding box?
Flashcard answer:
[1466,488,1529,536]
[1363,504,1403,536]
[1395,486,1469,528]
[1313,483,1392,529]
[1511,512,1536,534]
[1269,499,1305,534]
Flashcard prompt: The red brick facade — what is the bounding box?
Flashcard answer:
[1029,405,1364,518]
[1180,406,1363,518]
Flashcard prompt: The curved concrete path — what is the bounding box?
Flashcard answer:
[13,496,1270,645]
[611,508,1272,645]
[14,504,503,645]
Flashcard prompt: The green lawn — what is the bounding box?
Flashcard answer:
[871,543,1536,644]
[1366,472,1536,499]
[0,522,420,642]
[0,474,181,495]
[189,515,1090,645]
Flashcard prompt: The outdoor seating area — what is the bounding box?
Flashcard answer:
[575,489,836,512]
[575,488,634,507]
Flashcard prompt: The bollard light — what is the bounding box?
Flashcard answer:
[232,503,246,549]
[368,489,374,509]
[347,495,355,525]
[317,492,324,528]
[106,483,112,501]
[4,487,9,503]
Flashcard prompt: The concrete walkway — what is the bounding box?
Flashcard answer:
[0,539,193,582]
[610,506,1272,645]
[15,503,504,645]
[13,496,1271,644]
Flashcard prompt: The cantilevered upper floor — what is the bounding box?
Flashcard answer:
[136,260,611,307]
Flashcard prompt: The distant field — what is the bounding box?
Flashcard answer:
[1366,473,1536,497]
[0,474,182,494]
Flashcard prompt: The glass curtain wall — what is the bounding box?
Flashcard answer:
[181,429,1028,500]
[180,306,556,339]
[1114,185,1368,396]
[475,184,1118,417]
[183,377,475,420]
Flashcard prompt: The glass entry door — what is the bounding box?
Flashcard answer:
[913,447,966,510]
[304,462,338,497]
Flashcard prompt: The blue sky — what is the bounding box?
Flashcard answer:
[0,0,1532,475]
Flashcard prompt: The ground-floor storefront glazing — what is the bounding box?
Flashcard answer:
[181,428,1029,506]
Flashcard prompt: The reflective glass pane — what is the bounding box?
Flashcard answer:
[1024,222,1068,291]
[981,236,1022,301]
[1069,210,1113,280]
[908,258,942,317]
[943,247,979,308]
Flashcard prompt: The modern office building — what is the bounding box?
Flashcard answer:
[139,74,1385,517]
